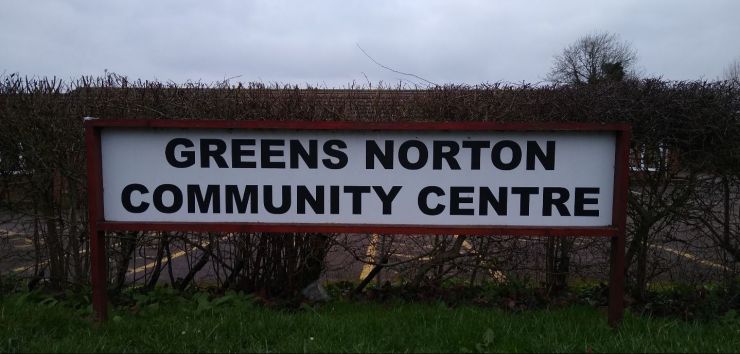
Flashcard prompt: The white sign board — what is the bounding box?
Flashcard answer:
[100,129,615,227]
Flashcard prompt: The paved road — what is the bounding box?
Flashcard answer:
[1,224,731,288]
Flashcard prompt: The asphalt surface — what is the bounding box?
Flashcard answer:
[0,222,732,288]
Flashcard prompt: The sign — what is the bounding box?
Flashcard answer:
[85,119,630,326]
[101,129,615,227]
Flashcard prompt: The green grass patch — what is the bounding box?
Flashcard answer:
[1,290,739,353]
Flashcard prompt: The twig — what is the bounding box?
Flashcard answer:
[356,43,439,87]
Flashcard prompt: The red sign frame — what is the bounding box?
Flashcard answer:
[85,119,630,326]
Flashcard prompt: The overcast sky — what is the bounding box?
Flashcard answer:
[1,0,738,87]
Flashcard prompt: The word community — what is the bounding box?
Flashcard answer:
[121,184,600,217]
[118,136,604,219]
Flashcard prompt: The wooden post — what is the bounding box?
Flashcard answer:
[90,229,107,321]
[608,128,631,327]
[85,118,108,322]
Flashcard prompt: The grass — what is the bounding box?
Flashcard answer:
[1,290,739,353]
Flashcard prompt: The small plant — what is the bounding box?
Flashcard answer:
[636,281,740,320]
[461,328,496,353]
[573,282,609,306]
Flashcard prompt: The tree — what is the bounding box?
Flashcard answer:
[547,32,637,85]
[543,31,637,294]
[724,57,740,85]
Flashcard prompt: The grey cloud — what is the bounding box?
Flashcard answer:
[1,0,738,86]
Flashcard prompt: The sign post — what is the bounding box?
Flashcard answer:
[84,117,108,322]
[608,126,630,327]
[84,119,630,325]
